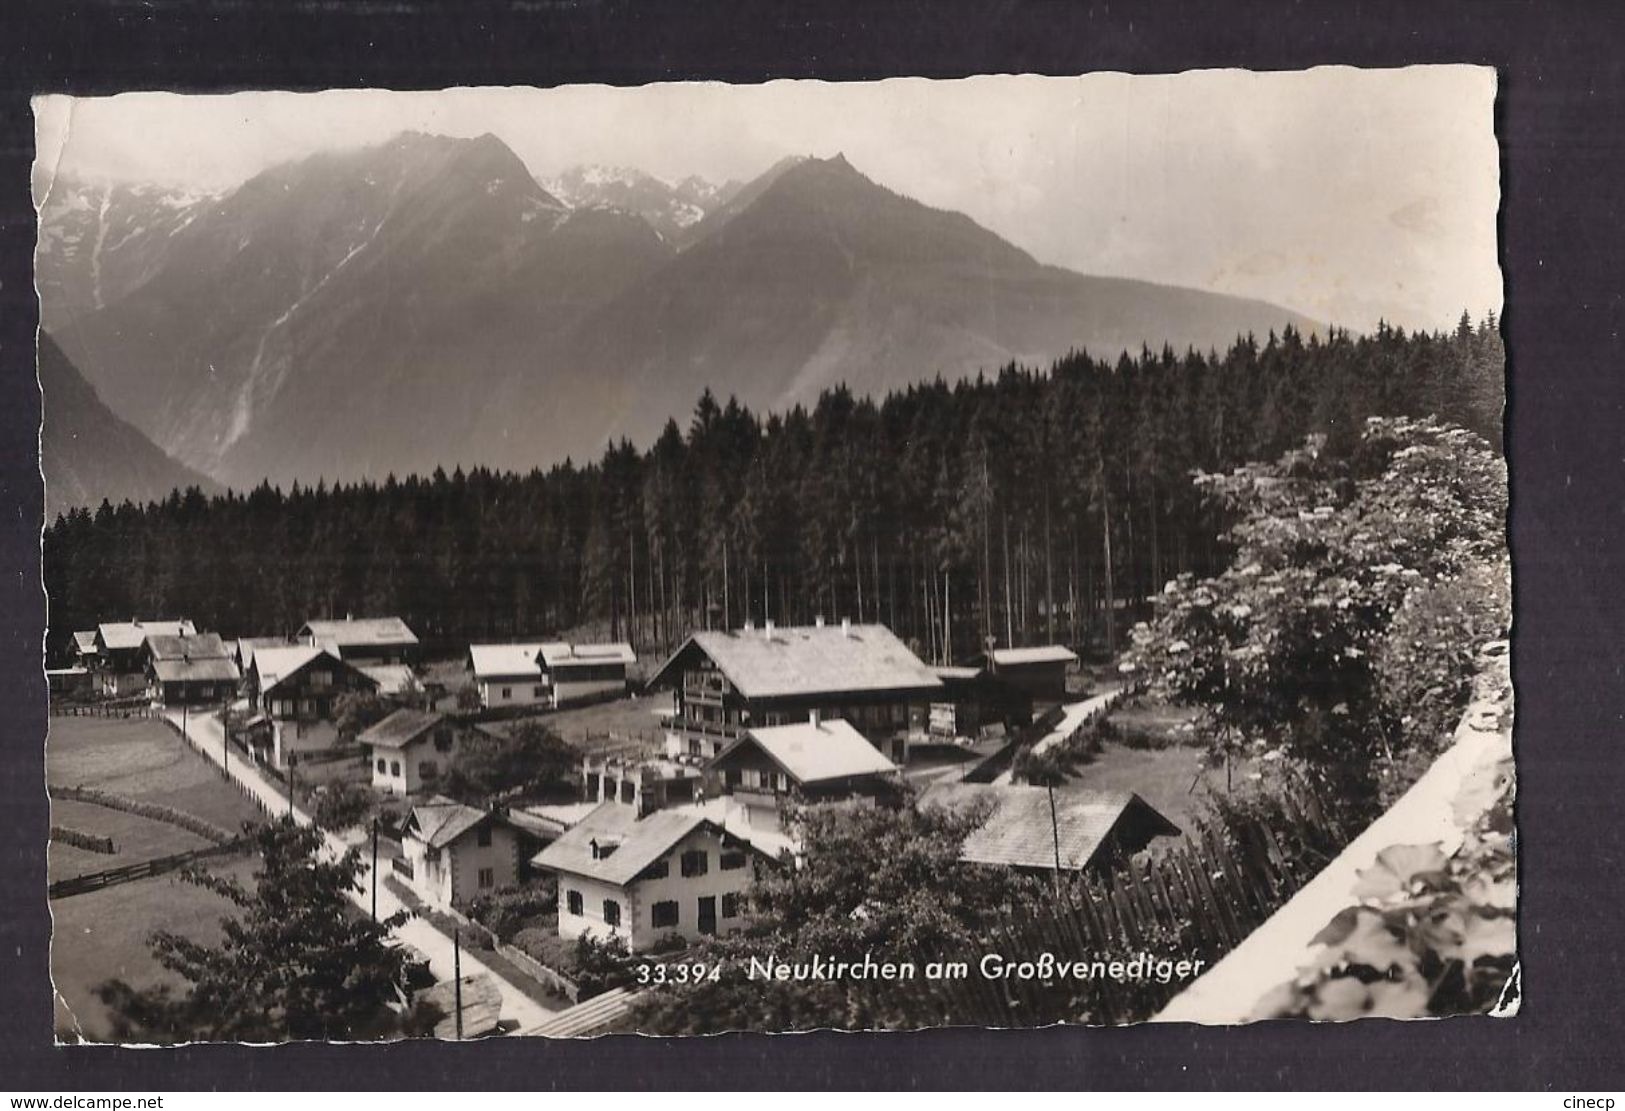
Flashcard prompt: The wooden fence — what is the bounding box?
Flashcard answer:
[51,701,153,719]
[48,837,246,900]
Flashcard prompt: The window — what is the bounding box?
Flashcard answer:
[643,858,670,880]
[419,759,438,780]
[390,760,401,777]
[567,890,583,916]
[376,758,387,774]
[533,685,546,698]
[775,773,789,792]
[721,892,742,919]
[501,686,512,700]
[476,824,492,848]
[687,738,702,756]
[433,730,454,753]
[720,850,747,871]
[311,671,332,690]
[651,900,678,928]
[620,781,635,804]
[680,849,708,878]
[603,899,622,927]
[478,867,495,889]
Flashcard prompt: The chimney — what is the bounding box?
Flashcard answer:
[809,707,821,728]
[815,614,825,628]
[842,617,852,638]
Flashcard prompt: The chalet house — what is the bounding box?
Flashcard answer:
[90,619,196,697]
[707,718,901,827]
[245,645,379,768]
[249,645,379,720]
[144,632,241,707]
[395,798,522,909]
[581,754,703,817]
[71,630,99,669]
[531,799,790,952]
[466,641,635,710]
[298,616,420,665]
[647,620,942,763]
[359,708,465,797]
[921,783,1179,874]
[358,663,425,703]
[975,645,1080,705]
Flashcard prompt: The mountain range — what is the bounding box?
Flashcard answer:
[37,332,219,518]
[39,131,1321,499]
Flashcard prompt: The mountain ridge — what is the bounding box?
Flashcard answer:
[43,132,1323,491]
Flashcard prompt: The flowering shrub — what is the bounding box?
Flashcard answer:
[1123,417,1507,809]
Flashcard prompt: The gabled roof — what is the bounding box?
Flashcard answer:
[648,623,941,701]
[404,799,495,849]
[718,719,898,786]
[152,656,241,683]
[72,631,99,655]
[359,664,421,696]
[97,619,195,651]
[145,632,230,661]
[921,783,1179,872]
[467,643,543,680]
[298,616,419,649]
[359,708,446,750]
[539,642,636,668]
[987,645,1079,667]
[251,645,376,695]
[235,636,293,670]
[531,799,785,887]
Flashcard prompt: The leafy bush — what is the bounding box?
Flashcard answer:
[333,691,393,744]
[510,928,631,1000]
[443,721,577,804]
[1123,417,1507,811]
[312,780,372,831]
[464,882,556,944]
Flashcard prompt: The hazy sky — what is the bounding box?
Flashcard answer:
[34,68,1500,332]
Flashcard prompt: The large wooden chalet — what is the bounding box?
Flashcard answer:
[87,618,196,697]
[144,632,241,707]
[647,620,942,763]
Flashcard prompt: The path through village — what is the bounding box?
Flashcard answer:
[161,709,561,1032]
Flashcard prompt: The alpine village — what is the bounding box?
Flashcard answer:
[38,133,1513,1041]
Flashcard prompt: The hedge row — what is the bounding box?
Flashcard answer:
[51,785,236,845]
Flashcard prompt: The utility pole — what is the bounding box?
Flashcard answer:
[453,928,464,1041]
[287,754,295,820]
[370,817,379,921]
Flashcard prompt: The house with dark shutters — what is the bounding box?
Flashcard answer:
[89,618,196,697]
[647,619,941,763]
[396,798,523,909]
[531,798,790,951]
[360,708,467,797]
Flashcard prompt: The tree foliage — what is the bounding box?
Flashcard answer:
[96,818,416,1042]
[442,721,576,804]
[1123,416,1508,807]
[44,320,1503,666]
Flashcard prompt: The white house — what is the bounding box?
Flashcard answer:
[530,798,790,952]
[396,799,522,909]
[359,708,464,796]
[467,641,635,710]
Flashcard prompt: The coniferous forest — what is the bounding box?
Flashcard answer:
[43,318,1504,666]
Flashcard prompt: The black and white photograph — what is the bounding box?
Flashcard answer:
[31,67,1511,1044]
